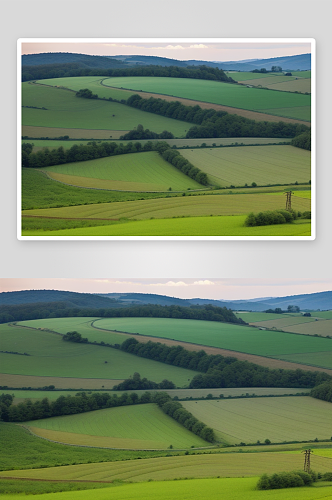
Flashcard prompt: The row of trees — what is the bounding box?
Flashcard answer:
[119,338,330,389]
[125,94,310,139]
[257,471,317,490]
[310,380,332,402]
[119,124,174,140]
[0,302,244,325]
[22,63,234,83]
[22,140,170,169]
[157,394,215,442]
[291,131,311,150]
[161,147,208,185]
[113,372,175,391]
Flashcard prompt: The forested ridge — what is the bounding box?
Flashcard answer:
[0,303,244,325]
[22,63,234,83]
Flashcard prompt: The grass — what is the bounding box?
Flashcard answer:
[0,479,111,495]
[181,396,332,444]
[25,404,207,449]
[22,169,180,210]
[0,422,166,471]
[274,352,332,370]
[309,311,332,319]
[42,151,201,192]
[22,82,190,136]
[21,216,311,237]
[92,317,332,358]
[250,316,332,338]
[0,322,196,385]
[1,478,332,500]
[101,76,311,121]
[234,312,298,323]
[180,145,311,187]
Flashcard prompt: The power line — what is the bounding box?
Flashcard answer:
[302,449,313,472]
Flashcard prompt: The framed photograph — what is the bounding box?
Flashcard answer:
[18,38,315,240]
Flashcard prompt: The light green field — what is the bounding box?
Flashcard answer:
[101,76,311,121]
[0,323,196,385]
[234,74,311,94]
[22,137,292,151]
[271,351,332,370]
[235,312,297,322]
[22,82,189,136]
[309,311,332,319]
[42,151,201,192]
[251,316,318,329]
[182,396,332,444]
[24,404,207,449]
[252,317,332,338]
[2,475,332,500]
[92,317,331,358]
[180,145,311,187]
[22,216,311,237]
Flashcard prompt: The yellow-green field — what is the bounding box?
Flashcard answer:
[24,404,207,450]
[180,145,311,186]
[42,151,201,192]
[181,397,332,444]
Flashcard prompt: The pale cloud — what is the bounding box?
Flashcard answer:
[163,45,186,50]
[193,280,215,286]
[189,44,208,49]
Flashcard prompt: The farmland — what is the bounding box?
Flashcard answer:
[101,76,311,121]
[180,145,311,187]
[24,404,207,449]
[226,71,311,94]
[21,70,312,237]
[181,396,332,444]
[0,322,196,385]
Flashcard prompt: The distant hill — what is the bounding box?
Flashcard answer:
[1,289,330,312]
[22,52,311,72]
[0,290,120,309]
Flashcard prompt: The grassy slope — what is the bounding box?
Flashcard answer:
[91,317,331,358]
[21,217,311,237]
[0,323,196,385]
[25,404,207,449]
[179,145,311,187]
[182,396,332,444]
[22,83,190,136]
[42,151,201,192]
[101,76,311,120]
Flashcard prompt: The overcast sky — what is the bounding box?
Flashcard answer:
[21,40,311,62]
[0,279,331,300]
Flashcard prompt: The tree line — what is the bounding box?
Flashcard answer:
[291,131,311,150]
[125,94,310,139]
[257,471,318,490]
[119,338,331,390]
[310,380,332,402]
[0,302,243,326]
[22,63,234,83]
[113,372,175,391]
[0,390,214,443]
[161,147,208,185]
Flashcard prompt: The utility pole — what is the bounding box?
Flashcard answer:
[285,191,293,211]
[302,449,312,472]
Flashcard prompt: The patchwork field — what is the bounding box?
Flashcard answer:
[180,145,311,187]
[0,322,196,385]
[22,82,189,136]
[42,151,201,192]
[92,317,332,362]
[182,396,332,444]
[101,77,311,121]
[228,72,311,94]
[249,314,332,338]
[24,404,207,449]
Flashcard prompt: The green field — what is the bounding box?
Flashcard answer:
[251,316,332,338]
[0,322,196,385]
[22,82,189,136]
[101,76,311,121]
[309,311,332,319]
[92,317,332,359]
[24,404,207,449]
[180,145,311,186]
[42,151,201,192]
[230,73,311,94]
[1,476,332,500]
[235,312,299,322]
[182,396,332,444]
